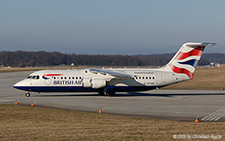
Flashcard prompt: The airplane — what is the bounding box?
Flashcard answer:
[13,42,216,97]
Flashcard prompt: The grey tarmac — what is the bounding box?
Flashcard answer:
[1,71,225,121]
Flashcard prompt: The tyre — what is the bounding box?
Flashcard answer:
[25,93,30,97]
[98,90,105,96]
[104,88,115,96]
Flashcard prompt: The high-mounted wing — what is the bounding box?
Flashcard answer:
[89,68,132,78]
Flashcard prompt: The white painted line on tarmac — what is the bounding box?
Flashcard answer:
[0,99,16,102]
[214,110,225,121]
[207,110,225,121]
[202,106,225,121]
[201,107,223,121]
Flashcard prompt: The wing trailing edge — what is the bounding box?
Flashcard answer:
[89,68,132,78]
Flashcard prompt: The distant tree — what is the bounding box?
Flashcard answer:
[0,51,222,67]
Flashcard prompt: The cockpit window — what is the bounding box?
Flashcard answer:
[27,76,32,79]
[27,75,40,79]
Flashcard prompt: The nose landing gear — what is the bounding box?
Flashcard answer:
[25,92,30,97]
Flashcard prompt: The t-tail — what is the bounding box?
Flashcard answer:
[164,42,216,79]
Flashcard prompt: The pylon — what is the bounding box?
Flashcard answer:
[31,103,34,107]
[98,108,103,113]
[195,115,200,122]
[15,100,19,105]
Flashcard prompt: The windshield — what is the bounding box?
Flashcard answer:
[27,75,39,79]
[27,76,32,79]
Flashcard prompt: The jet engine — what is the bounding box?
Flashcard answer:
[91,78,106,89]
[82,78,92,87]
[82,78,106,89]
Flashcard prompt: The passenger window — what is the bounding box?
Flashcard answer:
[64,77,66,79]
[153,77,155,79]
[36,75,39,79]
[54,77,56,79]
[61,77,63,79]
[76,77,78,79]
[146,77,148,79]
[69,77,71,79]
[149,77,151,79]
[79,77,82,79]
[142,77,144,79]
[72,77,74,79]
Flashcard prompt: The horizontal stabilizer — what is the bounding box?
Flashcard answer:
[186,42,216,48]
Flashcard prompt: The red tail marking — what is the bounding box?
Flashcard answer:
[174,46,205,61]
[169,64,194,79]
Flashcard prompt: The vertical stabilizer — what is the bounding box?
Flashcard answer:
[165,42,216,79]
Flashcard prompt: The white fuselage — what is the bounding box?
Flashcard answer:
[13,68,189,93]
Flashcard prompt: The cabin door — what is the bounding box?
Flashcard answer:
[156,72,162,85]
[44,74,52,85]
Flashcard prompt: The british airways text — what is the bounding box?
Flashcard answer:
[53,80,82,85]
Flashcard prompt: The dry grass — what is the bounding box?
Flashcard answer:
[0,104,224,140]
[164,68,225,90]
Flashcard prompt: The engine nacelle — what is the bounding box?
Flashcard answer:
[91,79,106,89]
[82,78,92,87]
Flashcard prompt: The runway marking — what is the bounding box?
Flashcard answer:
[201,106,225,121]
[0,99,16,102]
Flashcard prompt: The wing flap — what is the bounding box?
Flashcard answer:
[89,68,132,78]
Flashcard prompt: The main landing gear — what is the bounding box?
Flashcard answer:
[98,87,116,96]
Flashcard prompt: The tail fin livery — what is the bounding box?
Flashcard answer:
[166,42,216,79]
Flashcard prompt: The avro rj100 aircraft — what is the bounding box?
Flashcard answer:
[14,42,216,97]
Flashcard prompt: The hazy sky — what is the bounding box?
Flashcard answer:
[0,0,225,55]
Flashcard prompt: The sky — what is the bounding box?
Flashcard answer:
[0,0,225,55]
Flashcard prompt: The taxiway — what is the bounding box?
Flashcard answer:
[1,71,225,121]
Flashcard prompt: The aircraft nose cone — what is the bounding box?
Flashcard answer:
[13,82,21,88]
[13,82,19,87]
[13,79,31,91]
[13,80,25,89]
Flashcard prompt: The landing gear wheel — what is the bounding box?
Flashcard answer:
[98,91,105,96]
[108,93,115,96]
[104,88,115,96]
[104,91,109,96]
[108,90,115,96]
[25,93,30,97]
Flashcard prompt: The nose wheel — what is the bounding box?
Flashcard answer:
[25,93,30,97]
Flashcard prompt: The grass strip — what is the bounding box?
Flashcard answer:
[0,104,224,140]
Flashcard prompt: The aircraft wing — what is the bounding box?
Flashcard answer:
[89,68,132,79]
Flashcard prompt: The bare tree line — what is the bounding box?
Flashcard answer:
[0,51,221,67]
